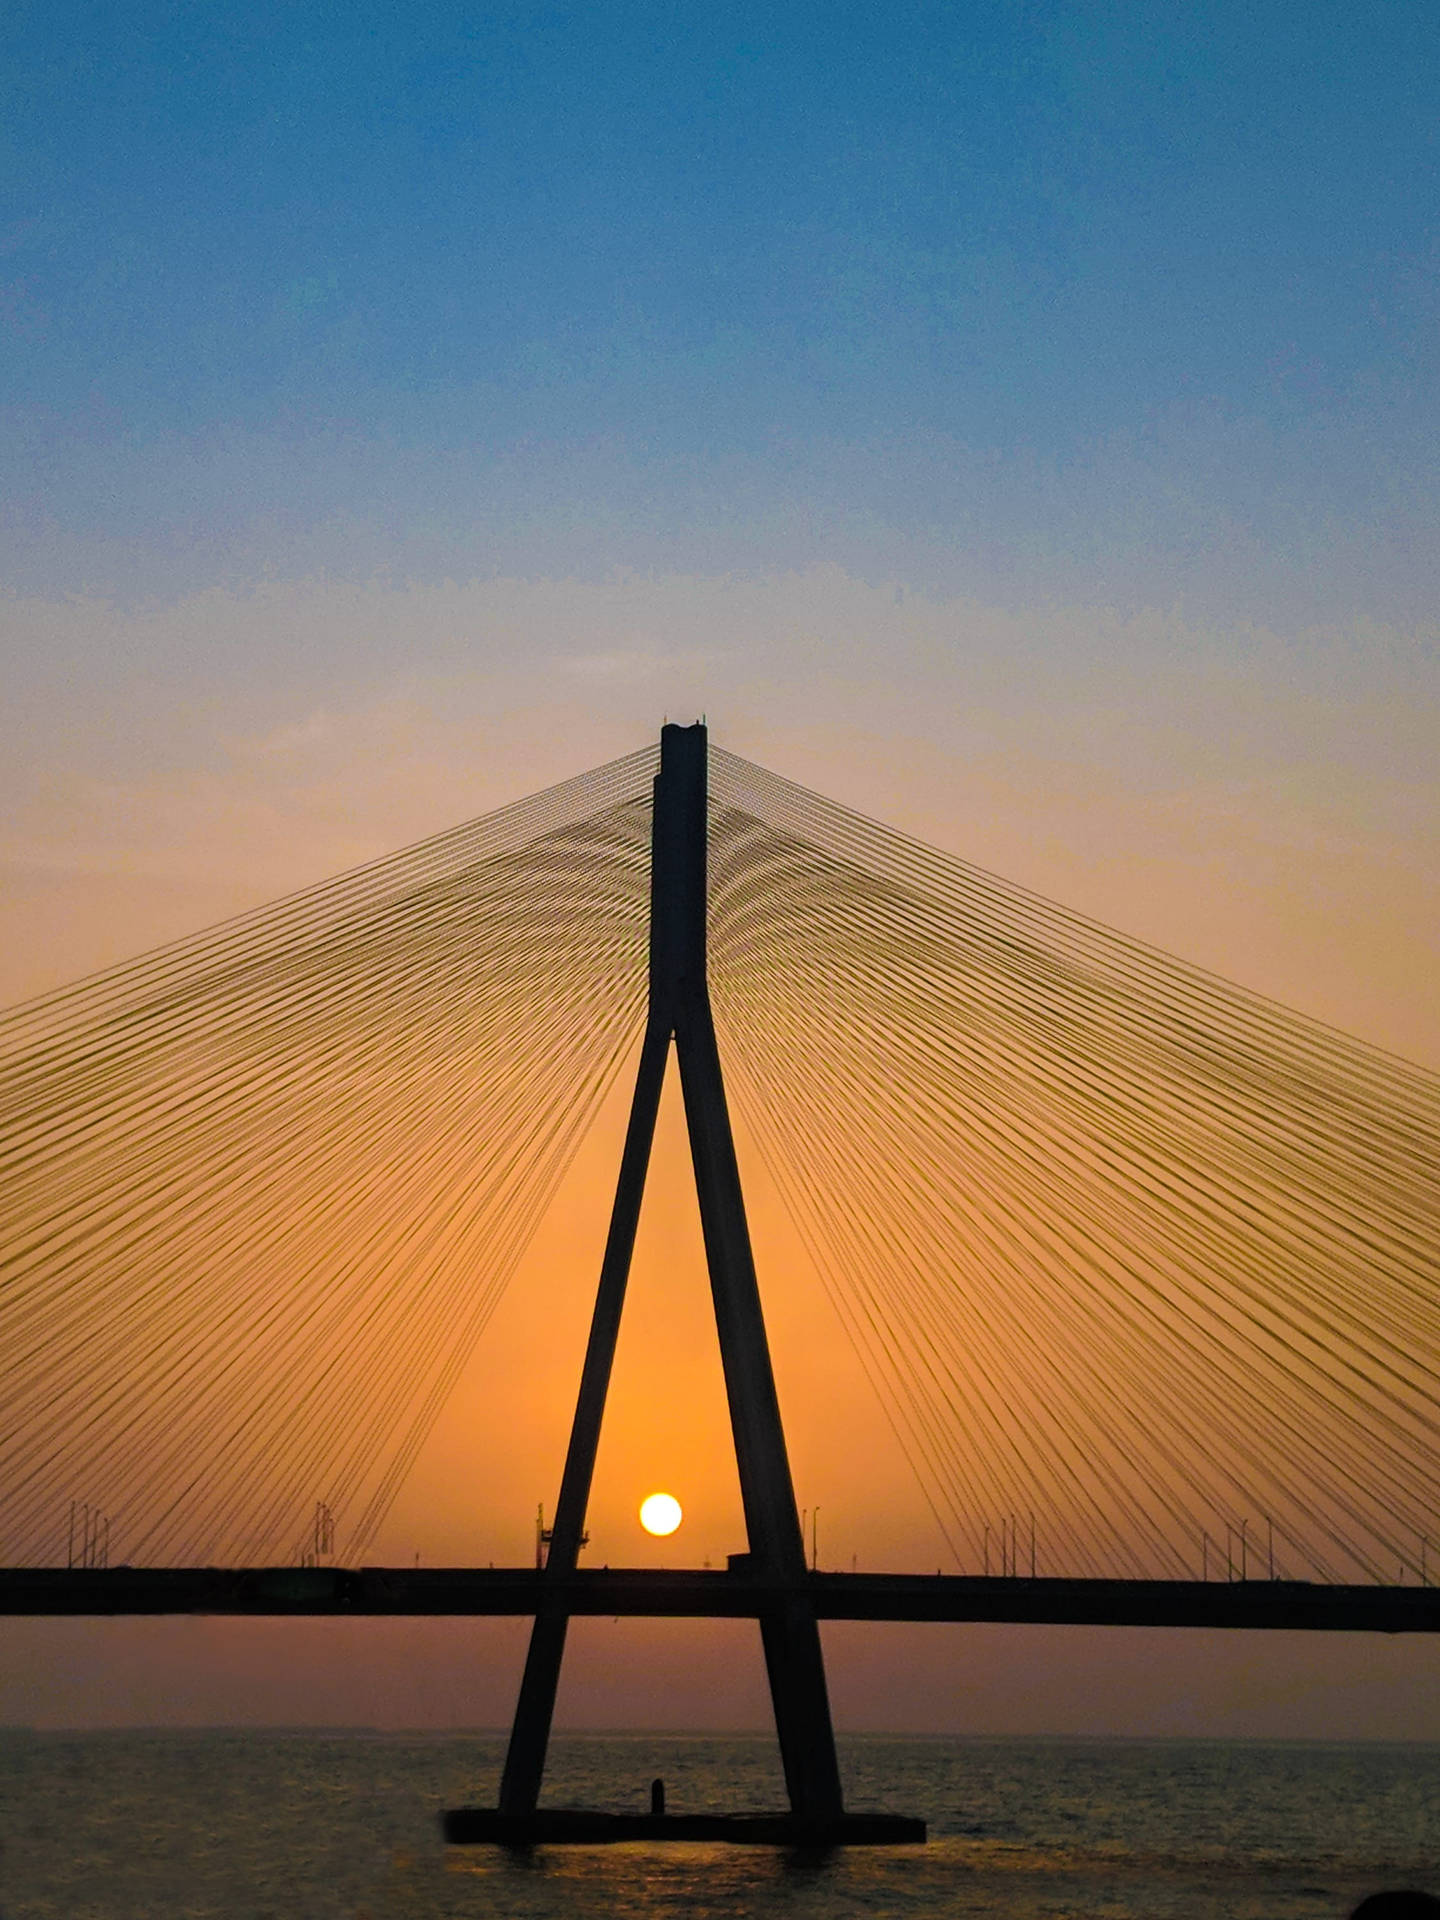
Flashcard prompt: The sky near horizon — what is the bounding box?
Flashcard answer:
[2,1,1438,1737]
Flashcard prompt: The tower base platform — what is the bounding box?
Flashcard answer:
[441,1808,926,1846]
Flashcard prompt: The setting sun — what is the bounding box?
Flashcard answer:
[638,1492,683,1537]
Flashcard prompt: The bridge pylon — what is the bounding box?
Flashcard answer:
[495,721,847,1828]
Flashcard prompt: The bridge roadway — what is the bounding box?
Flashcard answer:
[3,1566,1438,1631]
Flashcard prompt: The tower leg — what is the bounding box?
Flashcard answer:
[760,1602,846,1819]
[676,994,845,1822]
[497,1017,670,1817]
[497,1610,569,1816]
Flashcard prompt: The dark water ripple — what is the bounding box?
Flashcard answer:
[2,1731,1438,1919]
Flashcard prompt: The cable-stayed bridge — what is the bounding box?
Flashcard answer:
[3,722,1438,1837]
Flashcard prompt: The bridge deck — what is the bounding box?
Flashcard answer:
[2,1567,1438,1631]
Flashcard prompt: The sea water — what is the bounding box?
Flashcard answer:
[2,1731,1438,1920]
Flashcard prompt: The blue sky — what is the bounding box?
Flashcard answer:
[5,0,1438,620]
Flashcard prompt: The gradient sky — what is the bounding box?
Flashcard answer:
[2,1,1438,1737]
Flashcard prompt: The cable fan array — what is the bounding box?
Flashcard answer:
[2,736,1438,1581]
[707,749,1440,1584]
[0,747,657,1567]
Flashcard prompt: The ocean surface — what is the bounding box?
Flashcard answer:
[2,1730,1438,1920]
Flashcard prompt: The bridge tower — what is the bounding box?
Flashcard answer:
[497,721,846,1825]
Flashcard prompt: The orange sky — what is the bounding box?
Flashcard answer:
[2,569,1437,1737]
